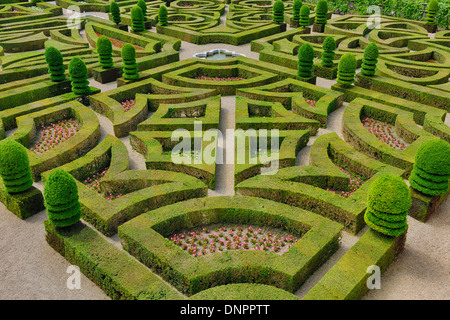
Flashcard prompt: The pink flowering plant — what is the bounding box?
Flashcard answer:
[121,99,135,112]
[195,75,245,81]
[83,166,122,201]
[30,119,79,154]
[305,98,317,107]
[362,117,408,150]
[95,32,144,50]
[326,164,366,198]
[169,225,299,257]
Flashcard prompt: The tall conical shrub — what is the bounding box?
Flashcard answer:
[272,0,285,24]
[292,0,302,23]
[298,43,314,78]
[0,140,33,194]
[137,0,148,22]
[315,0,328,24]
[68,57,90,95]
[409,139,450,196]
[364,174,410,237]
[361,43,379,76]
[45,47,66,82]
[122,44,139,80]
[158,5,168,26]
[299,5,310,27]
[425,0,439,25]
[110,1,121,25]
[321,36,336,67]
[44,169,81,228]
[131,6,145,32]
[337,53,356,87]
[97,36,113,69]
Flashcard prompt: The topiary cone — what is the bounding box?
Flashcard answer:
[315,0,328,24]
[273,0,285,24]
[337,53,356,87]
[121,44,139,80]
[0,140,33,194]
[299,5,310,27]
[137,0,148,22]
[44,169,81,228]
[45,47,66,82]
[292,0,302,22]
[131,6,145,32]
[110,1,121,25]
[321,36,336,67]
[364,173,410,237]
[158,5,168,26]
[97,36,113,69]
[68,57,90,95]
[361,43,379,76]
[409,139,450,196]
[297,43,314,78]
[426,0,439,25]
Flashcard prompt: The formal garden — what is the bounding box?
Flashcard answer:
[0,0,449,302]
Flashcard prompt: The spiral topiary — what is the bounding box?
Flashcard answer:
[97,36,113,69]
[321,36,336,68]
[409,139,450,196]
[299,5,310,27]
[44,169,81,228]
[122,44,139,80]
[110,1,121,25]
[137,0,148,22]
[45,47,66,82]
[426,0,439,25]
[361,43,379,76]
[0,140,33,194]
[314,0,328,24]
[337,53,356,87]
[364,174,410,237]
[273,0,285,24]
[131,6,145,32]
[158,5,168,26]
[292,0,302,23]
[68,57,90,95]
[297,43,314,78]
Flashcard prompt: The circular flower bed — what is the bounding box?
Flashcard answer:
[31,119,79,154]
[362,117,408,150]
[169,224,299,257]
[83,166,122,201]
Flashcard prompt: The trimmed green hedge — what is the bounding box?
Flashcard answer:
[190,283,298,300]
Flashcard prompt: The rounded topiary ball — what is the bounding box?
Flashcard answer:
[315,0,328,24]
[361,43,379,76]
[337,53,357,87]
[0,140,33,194]
[299,5,310,27]
[45,47,66,82]
[321,36,336,67]
[409,139,450,196]
[68,57,90,95]
[44,169,81,227]
[97,36,113,69]
[365,174,410,237]
[298,43,314,78]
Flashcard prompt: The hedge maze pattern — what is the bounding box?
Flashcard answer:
[0,0,449,301]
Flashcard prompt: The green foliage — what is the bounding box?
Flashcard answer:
[297,43,314,78]
[409,139,450,196]
[44,169,81,228]
[292,0,302,22]
[426,0,439,25]
[364,174,410,237]
[321,36,336,67]
[361,43,379,76]
[68,57,90,95]
[45,47,66,82]
[337,53,356,87]
[299,5,311,27]
[158,5,168,26]
[131,6,145,32]
[315,0,328,24]
[121,44,139,80]
[97,36,113,69]
[137,0,148,22]
[273,0,285,23]
[110,1,121,25]
[0,140,33,194]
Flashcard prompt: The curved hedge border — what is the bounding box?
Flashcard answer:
[190,283,298,300]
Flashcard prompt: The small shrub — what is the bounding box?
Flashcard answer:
[122,44,139,80]
[409,139,450,196]
[159,5,168,26]
[299,5,311,27]
[321,36,336,67]
[337,53,356,87]
[315,0,328,24]
[110,1,121,25]
[273,0,285,24]
[0,140,33,194]
[45,47,66,82]
[68,57,90,95]
[361,43,379,76]
[131,6,145,32]
[426,0,439,25]
[364,174,410,237]
[97,36,113,69]
[297,43,314,78]
[44,169,81,228]
[292,0,302,22]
